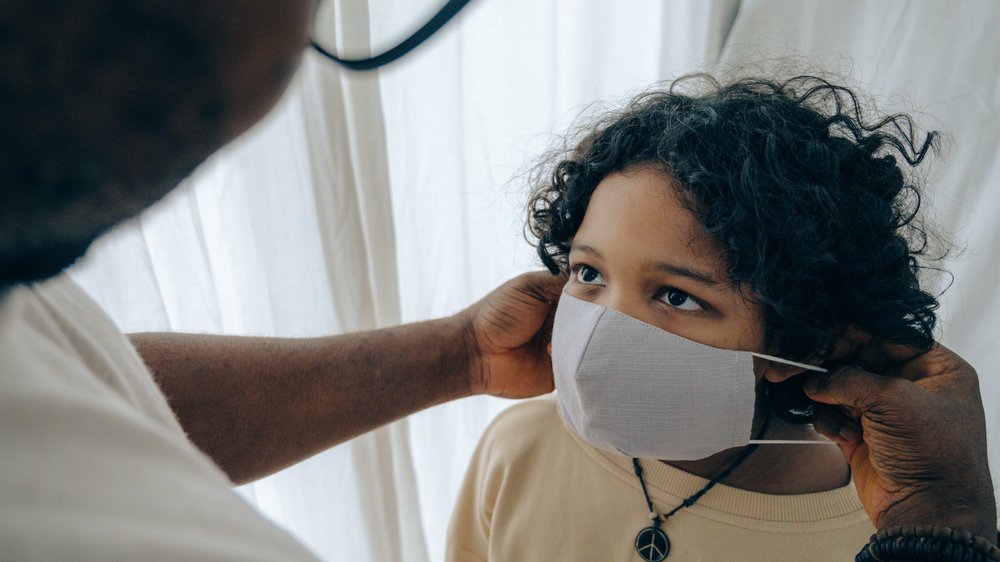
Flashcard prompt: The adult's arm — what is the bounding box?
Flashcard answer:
[131,272,564,485]
[804,343,997,539]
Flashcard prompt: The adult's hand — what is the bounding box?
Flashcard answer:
[804,343,997,539]
[459,271,565,399]
[139,271,565,484]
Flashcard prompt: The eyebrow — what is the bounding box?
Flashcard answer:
[572,244,604,258]
[571,243,721,287]
[650,262,721,287]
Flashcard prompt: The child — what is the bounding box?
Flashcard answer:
[446,74,942,562]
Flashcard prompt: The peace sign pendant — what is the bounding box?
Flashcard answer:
[635,525,670,561]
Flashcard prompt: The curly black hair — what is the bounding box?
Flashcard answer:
[528,74,945,419]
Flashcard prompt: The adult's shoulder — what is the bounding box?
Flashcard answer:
[0,276,320,561]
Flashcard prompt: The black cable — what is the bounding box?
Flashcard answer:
[310,0,474,71]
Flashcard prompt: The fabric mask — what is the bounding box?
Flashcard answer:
[552,292,827,461]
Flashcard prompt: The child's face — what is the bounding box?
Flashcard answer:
[565,167,776,382]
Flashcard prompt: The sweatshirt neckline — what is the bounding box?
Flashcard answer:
[559,409,866,523]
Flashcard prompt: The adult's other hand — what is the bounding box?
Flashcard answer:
[459,271,565,399]
[804,342,997,539]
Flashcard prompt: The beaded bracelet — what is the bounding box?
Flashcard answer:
[855,525,1000,562]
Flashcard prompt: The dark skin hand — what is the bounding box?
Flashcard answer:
[804,342,997,539]
[133,271,563,484]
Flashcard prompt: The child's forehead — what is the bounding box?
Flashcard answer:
[574,168,729,277]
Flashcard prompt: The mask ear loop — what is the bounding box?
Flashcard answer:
[750,352,828,373]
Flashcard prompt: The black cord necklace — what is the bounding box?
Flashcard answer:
[631,410,772,562]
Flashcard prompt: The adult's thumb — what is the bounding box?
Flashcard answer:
[803,365,909,411]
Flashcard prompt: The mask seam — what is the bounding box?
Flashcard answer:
[571,305,607,376]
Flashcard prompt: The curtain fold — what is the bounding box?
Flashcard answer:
[69,1,999,560]
[73,1,430,559]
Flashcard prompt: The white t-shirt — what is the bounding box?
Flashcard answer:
[0,276,319,561]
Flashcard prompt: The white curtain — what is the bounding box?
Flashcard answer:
[70,1,1000,560]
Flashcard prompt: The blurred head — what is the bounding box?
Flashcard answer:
[0,0,314,287]
[528,74,944,420]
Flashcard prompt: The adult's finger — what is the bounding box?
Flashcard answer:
[810,405,865,471]
[802,365,911,409]
[886,342,980,386]
[511,270,566,303]
[811,404,862,445]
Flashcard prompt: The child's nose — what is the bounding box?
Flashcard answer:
[595,290,657,326]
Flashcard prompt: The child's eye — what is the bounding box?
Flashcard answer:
[657,288,702,311]
[573,264,605,285]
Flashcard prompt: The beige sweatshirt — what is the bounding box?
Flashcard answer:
[447,397,873,562]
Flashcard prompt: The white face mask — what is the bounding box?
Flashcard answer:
[552,292,827,461]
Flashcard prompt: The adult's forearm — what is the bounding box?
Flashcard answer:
[130,317,473,484]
